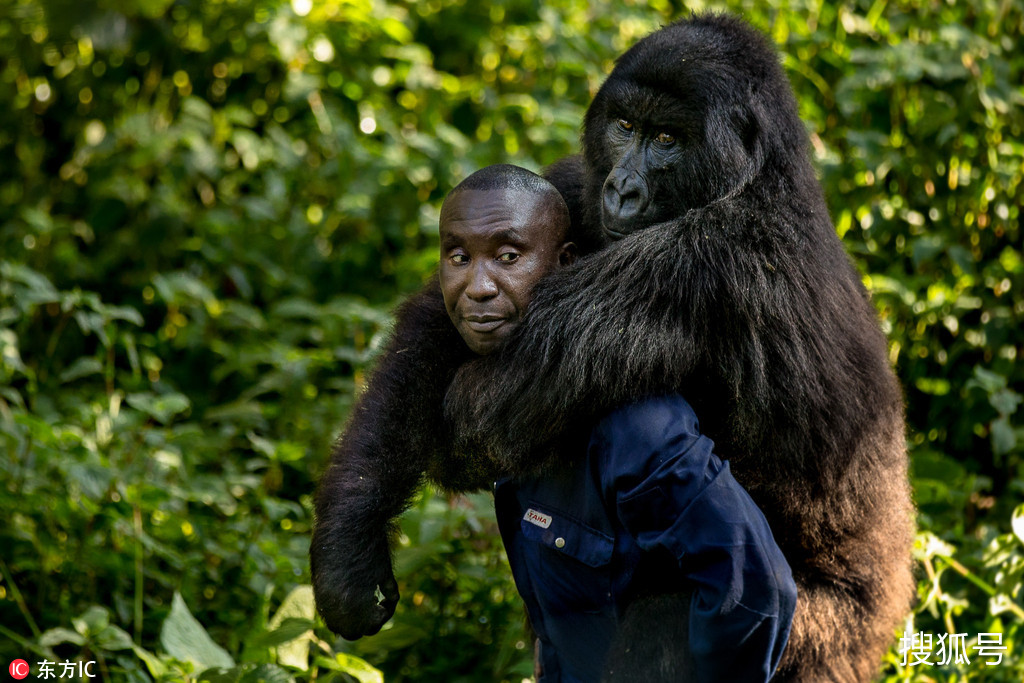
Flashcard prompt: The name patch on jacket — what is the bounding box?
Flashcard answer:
[524,508,552,529]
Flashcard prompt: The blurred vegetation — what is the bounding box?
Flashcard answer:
[0,0,1021,680]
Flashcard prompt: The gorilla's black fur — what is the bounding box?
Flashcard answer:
[310,281,479,640]
[312,14,914,681]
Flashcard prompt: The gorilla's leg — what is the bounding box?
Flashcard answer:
[604,593,696,683]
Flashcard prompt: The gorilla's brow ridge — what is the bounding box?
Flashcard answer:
[604,78,697,132]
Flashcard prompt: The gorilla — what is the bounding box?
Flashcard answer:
[311,14,915,682]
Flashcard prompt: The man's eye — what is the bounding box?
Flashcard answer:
[655,132,675,144]
[617,119,634,132]
[498,252,519,263]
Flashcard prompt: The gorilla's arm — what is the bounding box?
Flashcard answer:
[446,216,716,475]
[311,279,474,639]
[310,157,606,640]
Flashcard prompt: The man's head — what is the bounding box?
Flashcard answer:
[439,165,574,355]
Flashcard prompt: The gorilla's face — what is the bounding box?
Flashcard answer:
[584,28,764,240]
[598,114,690,238]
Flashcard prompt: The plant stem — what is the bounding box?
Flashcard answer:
[0,557,41,638]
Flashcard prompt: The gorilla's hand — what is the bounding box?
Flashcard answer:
[311,528,399,640]
[445,222,699,475]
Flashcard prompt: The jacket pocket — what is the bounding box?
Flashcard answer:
[520,506,616,616]
[520,505,614,567]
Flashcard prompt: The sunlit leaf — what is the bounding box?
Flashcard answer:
[39,628,86,648]
[1012,505,1024,546]
[160,592,235,670]
[266,585,316,669]
[59,357,103,384]
[334,653,384,683]
[126,392,191,424]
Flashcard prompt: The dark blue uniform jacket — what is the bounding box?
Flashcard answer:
[494,394,796,682]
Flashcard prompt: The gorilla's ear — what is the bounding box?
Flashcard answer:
[731,95,765,170]
[731,104,761,158]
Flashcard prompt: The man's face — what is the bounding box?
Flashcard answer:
[439,189,570,355]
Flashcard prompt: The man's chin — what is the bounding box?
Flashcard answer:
[462,327,515,356]
[466,336,500,356]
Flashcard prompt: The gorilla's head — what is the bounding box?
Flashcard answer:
[582,14,808,239]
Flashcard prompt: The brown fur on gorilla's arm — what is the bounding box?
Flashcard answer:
[310,278,479,639]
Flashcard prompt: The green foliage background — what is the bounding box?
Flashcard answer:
[0,0,1021,680]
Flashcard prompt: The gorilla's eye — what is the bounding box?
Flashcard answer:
[617,119,634,132]
[655,132,676,144]
[497,252,520,263]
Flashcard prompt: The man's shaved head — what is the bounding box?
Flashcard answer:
[439,164,574,355]
[442,165,571,244]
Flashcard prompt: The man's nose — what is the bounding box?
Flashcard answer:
[465,264,499,300]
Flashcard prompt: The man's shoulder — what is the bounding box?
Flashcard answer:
[597,394,699,435]
[590,394,704,466]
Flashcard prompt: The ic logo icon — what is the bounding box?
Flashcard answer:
[9,659,30,680]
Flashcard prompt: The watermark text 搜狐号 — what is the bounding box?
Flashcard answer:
[899,631,1008,667]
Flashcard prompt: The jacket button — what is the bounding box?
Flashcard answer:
[555,537,566,548]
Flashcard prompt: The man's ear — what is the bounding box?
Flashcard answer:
[559,242,577,267]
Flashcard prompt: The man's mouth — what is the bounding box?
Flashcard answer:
[463,315,507,333]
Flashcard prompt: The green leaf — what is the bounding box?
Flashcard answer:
[990,388,1022,417]
[67,462,114,501]
[380,17,413,44]
[74,310,110,346]
[252,618,315,649]
[913,377,950,396]
[95,624,136,651]
[131,643,167,678]
[271,298,322,319]
[134,0,176,18]
[967,366,1006,393]
[74,606,110,634]
[913,531,956,561]
[126,392,191,424]
[1012,505,1024,546]
[333,653,384,683]
[39,628,86,648]
[275,441,305,463]
[195,667,240,683]
[948,245,975,274]
[991,417,1016,457]
[989,594,1019,618]
[1,262,59,300]
[269,587,316,626]
[160,592,235,670]
[103,304,145,326]
[267,585,315,669]
[59,357,104,384]
[247,431,277,457]
[238,664,293,683]
[198,664,293,683]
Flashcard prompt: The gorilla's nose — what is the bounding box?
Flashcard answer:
[602,171,649,235]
